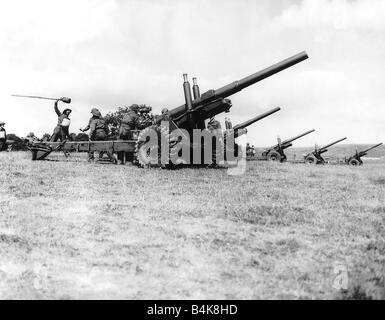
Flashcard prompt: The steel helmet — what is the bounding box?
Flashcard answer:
[91,108,101,117]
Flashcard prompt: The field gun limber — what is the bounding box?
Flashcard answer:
[304,137,347,164]
[346,143,383,166]
[26,51,308,165]
[261,129,315,162]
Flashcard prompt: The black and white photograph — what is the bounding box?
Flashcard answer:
[0,0,384,304]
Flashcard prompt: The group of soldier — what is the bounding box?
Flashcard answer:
[49,101,145,162]
[0,101,225,164]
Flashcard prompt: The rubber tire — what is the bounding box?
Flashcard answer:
[268,151,282,162]
[348,158,360,166]
[305,155,317,164]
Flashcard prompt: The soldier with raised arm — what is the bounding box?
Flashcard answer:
[50,100,72,142]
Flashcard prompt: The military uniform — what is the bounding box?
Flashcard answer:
[155,108,170,124]
[51,101,72,142]
[82,108,115,162]
[118,105,139,140]
[0,122,6,151]
[25,132,38,145]
[89,117,109,141]
[207,118,223,165]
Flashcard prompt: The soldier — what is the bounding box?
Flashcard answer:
[225,117,230,129]
[115,104,140,164]
[0,121,7,151]
[156,108,170,124]
[25,132,38,145]
[118,104,140,140]
[51,100,72,142]
[80,108,116,163]
[207,117,223,166]
[207,117,222,132]
[246,142,255,157]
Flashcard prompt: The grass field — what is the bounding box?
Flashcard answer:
[0,151,384,299]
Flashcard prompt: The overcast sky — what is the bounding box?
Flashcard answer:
[0,0,384,146]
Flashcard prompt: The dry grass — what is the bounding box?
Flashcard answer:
[0,151,384,299]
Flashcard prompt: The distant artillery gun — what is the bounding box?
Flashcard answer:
[260,129,315,162]
[22,51,309,165]
[346,143,383,166]
[231,109,281,137]
[304,137,347,164]
[220,107,281,161]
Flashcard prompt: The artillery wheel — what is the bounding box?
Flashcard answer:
[305,155,317,164]
[135,125,163,168]
[268,151,281,162]
[135,125,173,168]
[348,158,360,166]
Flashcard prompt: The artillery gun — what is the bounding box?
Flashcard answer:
[261,129,315,162]
[304,137,347,164]
[136,51,308,167]
[27,51,309,165]
[346,143,383,166]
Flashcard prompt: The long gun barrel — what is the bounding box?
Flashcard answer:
[320,137,347,151]
[233,107,281,131]
[204,51,309,104]
[280,129,315,146]
[266,129,315,151]
[360,142,383,155]
[169,51,308,119]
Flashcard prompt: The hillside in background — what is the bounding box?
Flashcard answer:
[253,144,385,160]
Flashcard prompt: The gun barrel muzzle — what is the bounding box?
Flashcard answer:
[361,142,383,154]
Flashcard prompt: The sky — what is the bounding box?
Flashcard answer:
[0,0,384,147]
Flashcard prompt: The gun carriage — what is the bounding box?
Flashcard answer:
[260,129,315,162]
[345,143,383,166]
[304,137,347,164]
